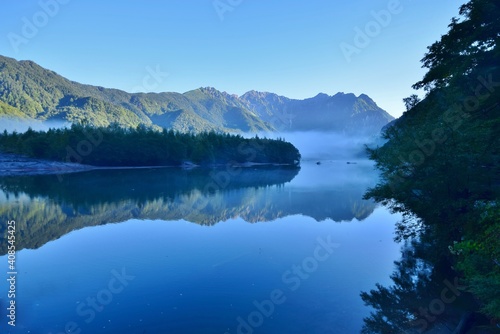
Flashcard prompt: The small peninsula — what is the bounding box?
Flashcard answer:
[0,124,301,169]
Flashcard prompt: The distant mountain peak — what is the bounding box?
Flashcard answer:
[314,92,329,98]
[358,93,376,102]
[197,86,220,95]
[241,90,283,99]
[333,92,356,98]
[196,86,239,100]
[0,54,394,135]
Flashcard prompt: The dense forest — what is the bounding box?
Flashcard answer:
[0,124,301,167]
[361,0,499,332]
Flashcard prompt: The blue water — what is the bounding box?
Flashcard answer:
[0,161,402,333]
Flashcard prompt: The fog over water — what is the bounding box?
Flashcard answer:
[258,131,373,161]
[0,119,375,162]
[0,117,69,133]
[0,120,396,334]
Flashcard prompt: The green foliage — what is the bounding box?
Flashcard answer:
[364,0,500,327]
[0,124,301,167]
[0,55,395,135]
[402,94,421,112]
[0,55,274,132]
[414,0,500,91]
[453,201,500,318]
[0,101,27,118]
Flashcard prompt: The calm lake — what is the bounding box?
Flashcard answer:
[0,161,402,334]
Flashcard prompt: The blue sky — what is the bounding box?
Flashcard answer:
[0,0,463,117]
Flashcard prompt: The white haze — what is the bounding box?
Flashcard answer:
[0,118,374,161]
[257,131,373,161]
[0,118,70,133]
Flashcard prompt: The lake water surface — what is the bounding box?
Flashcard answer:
[0,161,402,334]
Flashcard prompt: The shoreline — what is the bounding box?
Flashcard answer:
[0,152,94,176]
[0,153,299,176]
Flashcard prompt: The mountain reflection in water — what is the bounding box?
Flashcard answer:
[0,161,378,255]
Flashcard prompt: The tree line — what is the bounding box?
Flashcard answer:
[0,124,301,167]
[361,0,499,331]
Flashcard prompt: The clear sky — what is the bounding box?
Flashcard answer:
[0,0,463,118]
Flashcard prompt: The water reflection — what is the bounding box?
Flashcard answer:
[359,229,481,333]
[0,162,377,255]
[0,161,403,334]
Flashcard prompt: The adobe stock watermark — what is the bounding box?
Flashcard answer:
[409,277,466,332]
[388,73,500,190]
[131,65,169,93]
[7,0,71,54]
[224,235,340,334]
[48,267,135,334]
[213,0,243,21]
[339,0,403,63]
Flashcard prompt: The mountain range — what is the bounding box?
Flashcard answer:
[0,55,394,134]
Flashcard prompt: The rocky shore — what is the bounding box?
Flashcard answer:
[0,153,299,177]
[0,153,94,176]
